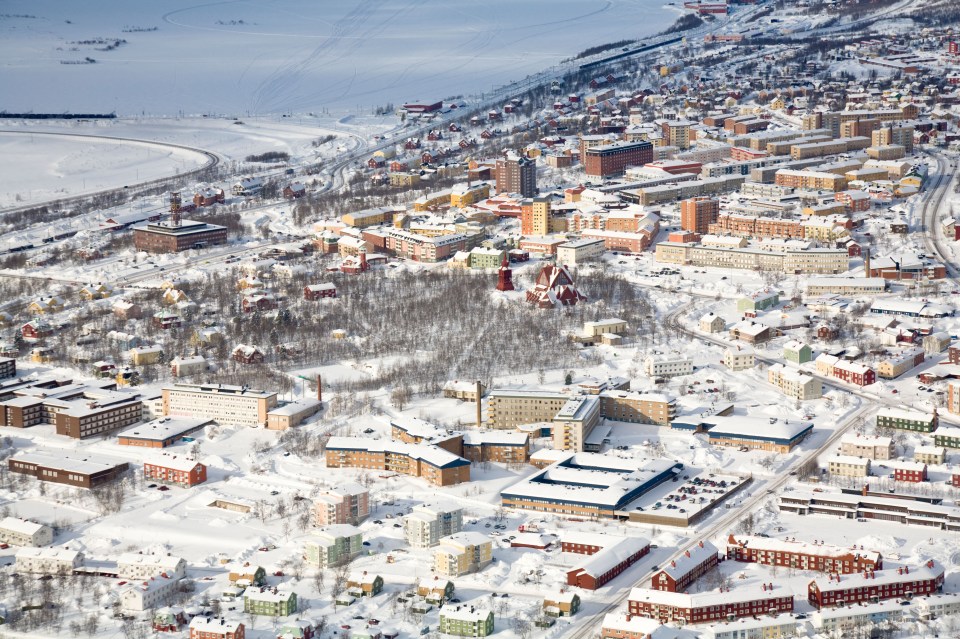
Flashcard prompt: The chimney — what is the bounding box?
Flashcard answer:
[862,484,869,496]
[317,374,323,402]
[476,380,483,429]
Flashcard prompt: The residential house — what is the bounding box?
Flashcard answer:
[305,524,363,567]
[0,517,53,547]
[439,603,495,637]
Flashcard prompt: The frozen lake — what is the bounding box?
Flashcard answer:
[0,0,680,117]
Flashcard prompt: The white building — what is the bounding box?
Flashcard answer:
[644,355,693,378]
[723,346,755,371]
[0,517,53,547]
[117,553,187,581]
[119,573,181,612]
[162,383,278,428]
[812,599,905,633]
[15,547,84,574]
[557,238,604,266]
[404,501,464,548]
[702,614,798,639]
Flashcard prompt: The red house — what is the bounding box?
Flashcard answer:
[232,344,265,365]
[651,541,719,592]
[894,462,927,483]
[807,561,944,609]
[628,585,793,624]
[832,360,876,386]
[144,456,207,487]
[304,283,337,300]
[283,183,306,199]
[21,319,55,341]
[192,187,225,208]
[726,534,882,574]
[241,293,278,313]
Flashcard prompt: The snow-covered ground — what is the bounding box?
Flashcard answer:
[0,0,681,116]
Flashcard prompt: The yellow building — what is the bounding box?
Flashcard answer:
[390,172,421,187]
[130,345,164,366]
[79,284,113,300]
[433,532,493,577]
[450,183,491,208]
[30,347,53,364]
[162,289,189,306]
[27,297,64,315]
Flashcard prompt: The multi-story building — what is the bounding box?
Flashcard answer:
[827,455,871,478]
[780,489,960,530]
[935,426,960,449]
[628,586,794,625]
[433,532,493,577]
[0,517,53,547]
[831,360,876,387]
[892,460,928,483]
[651,540,719,592]
[189,617,245,639]
[774,169,847,191]
[486,389,571,429]
[599,391,676,425]
[305,524,363,567]
[767,364,822,400]
[584,141,653,177]
[133,220,228,253]
[644,356,693,378]
[807,561,944,609]
[556,238,604,266]
[162,383,277,428]
[950,381,960,416]
[313,483,370,526]
[914,445,946,465]
[439,603,495,637]
[600,613,663,639]
[495,154,537,197]
[839,433,895,460]
[9,450,129,489]
[15,547,84,574]
[324,437,471,486]
[552,395,601,452]
[404,502,464,548]
[460,431,530,464]
[243,588,298,616]
[143,456,207,487]
[876,407,937,432]
[655,242,848,274]
[877,348,925,379]
[783,340,812,364]
[680,197,719,234]
[723,346,755,371]
[0,358,16,381]
[727,534,881,574]
[118,553,187,581]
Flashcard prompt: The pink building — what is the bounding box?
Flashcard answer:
[313,482,370,526]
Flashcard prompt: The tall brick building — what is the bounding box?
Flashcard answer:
[680,197,719,234]
[583,141,653,177]
[495,154,537,197]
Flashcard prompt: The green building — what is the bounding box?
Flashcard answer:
[876,407,937,433]
[783,340,812,365]
[243,588,297,616]
[934,427,960,449]
[469,247,506,270]
[439,604,495,637]
[305,524,363,567]
[736,290,779,314]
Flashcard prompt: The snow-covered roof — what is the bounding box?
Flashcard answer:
[0,517,48,536]
[117,417,210,442]
[440,602,492,622]
[811,562,943,593]
[728,534,881,564]
[325,436,468,469]
[628,584,790,609]
[877,406,935,423]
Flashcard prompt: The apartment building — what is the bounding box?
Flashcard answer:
[914,445,946,465]
[433,532,493,577]
[767,363,822,400]
[950,381,960,416]
[0,517,53,547]
[486,389,571,429]
[324,436,471,486]
[876,407,937,432]
[313,482,370,526]
[599,391,676,425]
[243,588,297,616]
[0,381,142,439]
[877,348,925,379]
[557,238,605,265]
[162,383,277,428]
[118,553,187,581]
[723,347,755,371]
[305,524,363,567]
[839,433,894,460]
[655,242,848,274]
[584,141,653,177]
[774,170,847,191]
[439,604,495,637]
[143,455,207,488]
[644,356,693,378]
[495,154,537,197]
[628,586,794,625]
[460,431,530,464]
[807,561,944,609]
[826,455,871,478]
[15,547,84,575]
[727,534,881,574]
[651,540,719,592]
[680,197,719,234]
[404,502,464,548]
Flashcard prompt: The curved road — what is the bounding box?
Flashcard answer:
[0,130,222,218]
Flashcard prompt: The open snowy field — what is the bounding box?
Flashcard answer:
[0,0,680,116]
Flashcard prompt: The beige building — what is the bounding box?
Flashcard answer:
[914,445,947,465]
[699,313,726,333]
[599,391,676,426]
[723,347,755,371]
[826,455,871,478]
[774,169,847,191]
[583,319,628,337]
[162,383,278,428]
[552,396,601,452]
[15,547,84,575]
[433,532,493,577]
[487,390,570,430]
[655,242,848,274]
[0,517,53,547]
[767,364,822,400]
[266,398,322,430]
[644,356,693,378]
[839,434,894,461]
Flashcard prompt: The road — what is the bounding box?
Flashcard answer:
[918,151,959,285]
